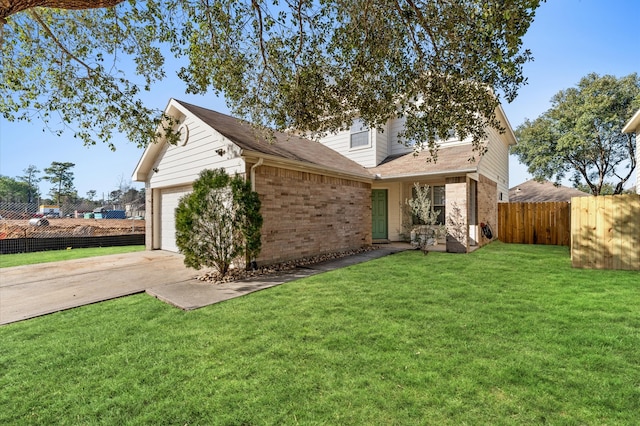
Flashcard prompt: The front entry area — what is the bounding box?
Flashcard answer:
[371,189,388,240]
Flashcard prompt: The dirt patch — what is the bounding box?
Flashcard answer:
[0,219,145,239]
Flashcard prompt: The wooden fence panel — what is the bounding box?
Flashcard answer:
[498,202,571,246]
[571,194,640,270]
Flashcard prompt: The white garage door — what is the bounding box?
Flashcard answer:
[160,186,191,252]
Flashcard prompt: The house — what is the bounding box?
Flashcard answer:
[317,105,516,252]
[133,99,516,264]
[509,180,590,202]
[622,108,640,195]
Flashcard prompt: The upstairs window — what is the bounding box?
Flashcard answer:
[350,118,369,148]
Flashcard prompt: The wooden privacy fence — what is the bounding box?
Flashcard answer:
[571,194,640,271]
[498,202,571,246]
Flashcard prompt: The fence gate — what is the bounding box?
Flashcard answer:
[571,194,640,270]
[498,202,571,246]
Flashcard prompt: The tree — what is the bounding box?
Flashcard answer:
[86,189,97,201]
[109,189,123,204]
[513,73,640,196]
[175,169,262,276]
[42,161,76,205]
[17,164,40,203]
[121,187,143,204]
[2,0,542,156]
[0,175,31,202]
[406,183,443,251]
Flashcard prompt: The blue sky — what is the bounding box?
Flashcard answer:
[1,0,639,200]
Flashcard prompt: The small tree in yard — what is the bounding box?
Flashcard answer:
[406,183,442,252]
[175,169,262,276]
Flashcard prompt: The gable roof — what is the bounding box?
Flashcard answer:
[369,145,478,180]
[133,99,372,181]
[509,180,590,202]
[176,100,371,179]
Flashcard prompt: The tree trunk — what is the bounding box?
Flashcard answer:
[1,0,124,20]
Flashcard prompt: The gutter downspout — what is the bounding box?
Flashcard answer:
[250,158,264,191]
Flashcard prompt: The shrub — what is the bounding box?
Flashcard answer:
[175,169,262,276]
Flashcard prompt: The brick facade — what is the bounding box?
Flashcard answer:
[253,164,372,265]
[445,177,468,253]
[477,174,498,247]
[443,174,498,252]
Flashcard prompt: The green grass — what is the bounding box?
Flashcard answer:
[1,242,638,424]
[0,245,145,268]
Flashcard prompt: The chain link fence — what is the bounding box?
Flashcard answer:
[0,201,146,254]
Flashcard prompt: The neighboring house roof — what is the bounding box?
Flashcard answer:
[509,180,590,202]
[134,99,372,181]
[369,145,478,180]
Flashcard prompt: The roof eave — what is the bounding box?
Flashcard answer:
[241,150,373,183]
[622,108,640,133]
[496,103,517,146]
[132,98,186,181]
[373,167,478,182]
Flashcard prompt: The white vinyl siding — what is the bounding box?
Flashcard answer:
[320,127,377,167]
[148,116,245,190]
[159,186,191,252]
[388,117,412,156]
[477,126,510,201]
[376,126,389,166]
[387,117,469,157]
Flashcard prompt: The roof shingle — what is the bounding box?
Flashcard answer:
[369,145,478,179]
[176,100,372,179]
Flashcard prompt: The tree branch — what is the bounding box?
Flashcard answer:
[391,0,424,64]
[251,0,273,76]
[28,8,94,75]
[1,0,124,20]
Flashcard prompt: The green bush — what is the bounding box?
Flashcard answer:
[175,169,262,275]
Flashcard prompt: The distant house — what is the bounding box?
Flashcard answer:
[621,108,640,195]
[133,98,516,264]
[508,180,590,203]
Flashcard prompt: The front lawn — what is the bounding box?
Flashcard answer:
[1,242,638,424]
[0,245,145,268]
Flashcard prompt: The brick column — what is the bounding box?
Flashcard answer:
[477,175,498,246]
[445,177,468,253]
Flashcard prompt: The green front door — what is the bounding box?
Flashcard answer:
[371,189,388,240]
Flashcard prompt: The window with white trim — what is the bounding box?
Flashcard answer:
[350,118,369,148]
[412,185,446,225]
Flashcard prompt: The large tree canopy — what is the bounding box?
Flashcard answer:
[1,0,541,154]
[512,73,640,196]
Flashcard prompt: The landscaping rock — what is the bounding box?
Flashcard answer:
[197,246,378,284]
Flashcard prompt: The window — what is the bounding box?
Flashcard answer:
[432,185,445,224]
[412,185,446,225]
[350,118,369,148]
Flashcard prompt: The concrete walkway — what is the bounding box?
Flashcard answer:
[1,244,412,326]
[146,244,411,310]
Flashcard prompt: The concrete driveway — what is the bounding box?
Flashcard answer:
[0,251,197,325]
[1,244,413,326]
